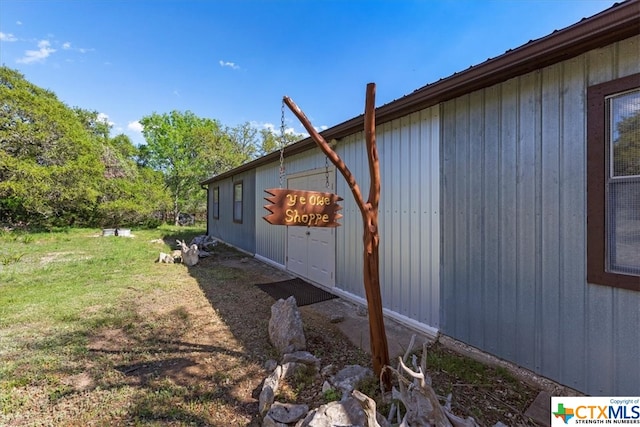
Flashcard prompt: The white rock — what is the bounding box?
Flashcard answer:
[268,296,306,354]
[262,414,287,427]
[330,365,374,397]
[268,402,309,424]
[259,365,282,416]
[282,351,320,367]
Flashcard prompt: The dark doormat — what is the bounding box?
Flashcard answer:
[255,278,338,307]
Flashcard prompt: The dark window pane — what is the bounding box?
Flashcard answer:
[213,187,219,219]
[233,183,242,223]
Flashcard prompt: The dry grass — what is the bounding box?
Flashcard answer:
[1,227,541,426]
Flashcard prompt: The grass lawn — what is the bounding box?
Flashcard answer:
[0,226,542,426]
[0,225,262,426]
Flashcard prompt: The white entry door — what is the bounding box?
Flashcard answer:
[286,170,336,287]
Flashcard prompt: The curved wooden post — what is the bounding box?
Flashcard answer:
[284,83,391,386]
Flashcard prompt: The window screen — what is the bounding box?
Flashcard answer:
[233,182,243,223]
[606,89,640,275]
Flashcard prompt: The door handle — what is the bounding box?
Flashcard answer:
[306,231,310,236]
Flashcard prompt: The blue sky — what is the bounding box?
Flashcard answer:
[0,0,617,146]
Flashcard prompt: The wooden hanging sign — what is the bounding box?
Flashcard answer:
[263,188,343,227]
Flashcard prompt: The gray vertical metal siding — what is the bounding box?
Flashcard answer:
[441,35,640,395]
[255,164,286,265]
[254,107,441,329]
[337,107,441,328]
[207,169,256,253]
[335,130,366,297]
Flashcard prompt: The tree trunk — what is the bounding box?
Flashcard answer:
[283,83,391,388]
[173,193,180,226]
[362,83,390,387]
[363,221,389,384]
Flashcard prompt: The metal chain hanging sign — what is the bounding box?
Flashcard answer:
[263,188,342,227]
[265,100,343,227]
[278,100,287,188]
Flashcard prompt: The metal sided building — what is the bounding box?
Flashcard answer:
[201,1,640,396]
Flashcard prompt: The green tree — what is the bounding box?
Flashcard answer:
[139,110,235,225]
[96,133,171,227]
[0,67,171,228]
[96,166,170,228]
[71,107,171,227]
[0,66,104,226]
[225,122,258,161]
[72,108,131,179]
[258,127,302,157]
[72,107,110,142]
[613,110,640,176]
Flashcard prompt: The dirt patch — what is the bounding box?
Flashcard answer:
[61,371,95,392]
[39,251,91,265]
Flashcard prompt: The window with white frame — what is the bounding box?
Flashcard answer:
[233,181,243,223]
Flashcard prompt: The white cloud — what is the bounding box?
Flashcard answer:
[261,122,276,132]
[219,60,240,70]
[16,21,22,25]
[97,113,114,127]
[262,121,329,138]
[261,122,297,135]
[0,32,18,42]
[17,39,56,64]
[127,121,143,133]
[62,42,93,54]
[628,97,640,113]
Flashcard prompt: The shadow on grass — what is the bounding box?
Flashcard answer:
[106,237,280,426]
[13,309,265,425]
[158,226,206,249]
[1,227,361,426]
[179,243,373,424]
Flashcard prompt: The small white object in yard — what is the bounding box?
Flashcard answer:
[117,228,132,237]
[103,228,132,237]
[171,250,182,263]
[176,240,199,266]
[156,252,174,264]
